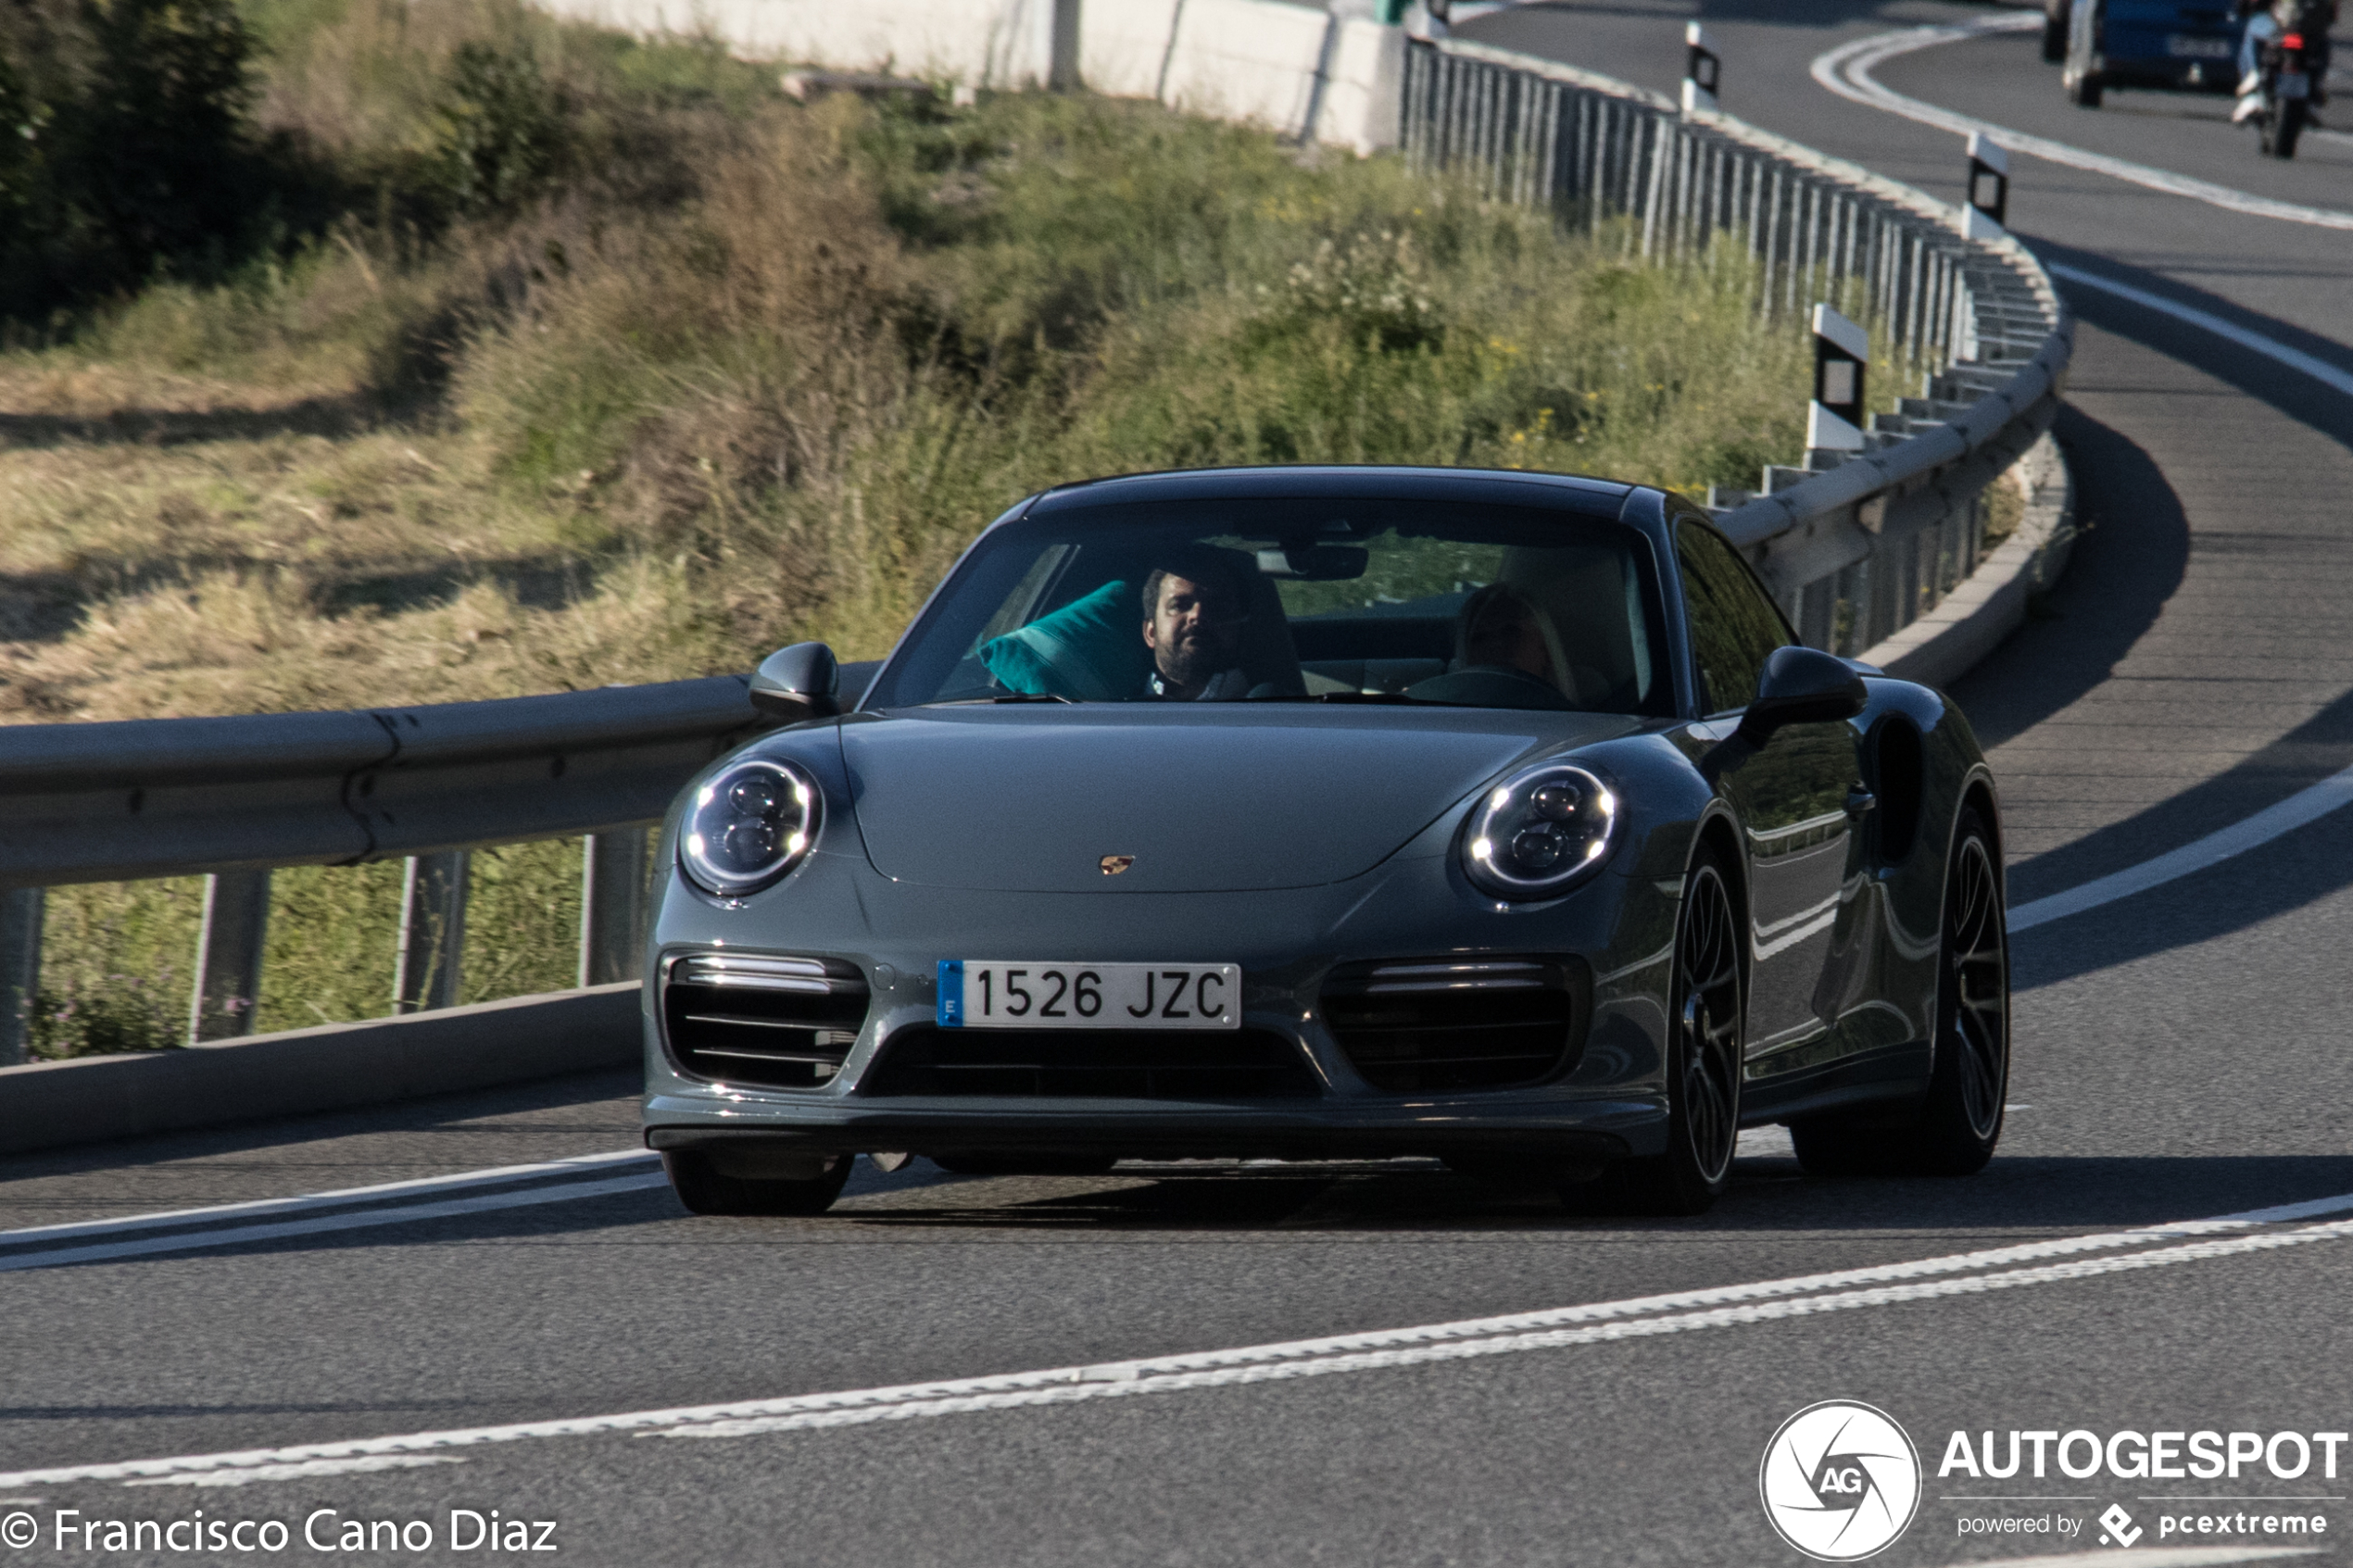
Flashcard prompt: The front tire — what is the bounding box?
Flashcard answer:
[1793,806,2008,1177]
[1571,850,1743,1215]
[2263,97,2307,157]
[664,1149,852,1215]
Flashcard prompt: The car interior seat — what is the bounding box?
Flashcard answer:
[1496,545,1655,713]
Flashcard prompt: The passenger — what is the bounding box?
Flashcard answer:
[1456,582,1577,699]
[1141,555,1252,700]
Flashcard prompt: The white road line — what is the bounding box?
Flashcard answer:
[1994,263,2353,932]
[0,1171,671,1275]
[1812,18,2353,232]
[645,1214,2353,1441]
[125,1456,463,1489]
[2045,262,2353,399]
[0,1148,658,1249]
[9,1189,2350,1488]
[2011,759,2353,931]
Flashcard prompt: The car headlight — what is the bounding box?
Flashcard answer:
[679,759,821,898]
[1462,762,1620,901]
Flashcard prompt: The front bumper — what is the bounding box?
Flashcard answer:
[642,838,1680,1163]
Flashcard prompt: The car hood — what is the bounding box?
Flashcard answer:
[838,706,1634,892]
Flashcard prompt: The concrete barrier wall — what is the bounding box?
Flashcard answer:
[536,0,1403,153]
[0,985,640,1156]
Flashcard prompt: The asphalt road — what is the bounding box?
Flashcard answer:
[6,6,2353,1564]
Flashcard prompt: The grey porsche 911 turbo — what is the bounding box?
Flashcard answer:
[642,465,2009,1217]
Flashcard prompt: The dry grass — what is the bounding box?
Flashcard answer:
[7,21,1903,1055]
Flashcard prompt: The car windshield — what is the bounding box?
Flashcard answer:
[865,495,1674,715]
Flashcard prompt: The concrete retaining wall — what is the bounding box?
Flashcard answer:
[0,985,640,1156]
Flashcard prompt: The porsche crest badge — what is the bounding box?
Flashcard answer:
[1099,855,1135,876]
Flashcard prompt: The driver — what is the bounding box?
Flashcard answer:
[1141,553,1252,701]
[1456,582,1578,700]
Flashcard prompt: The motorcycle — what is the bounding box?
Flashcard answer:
[2235,0,2334,157]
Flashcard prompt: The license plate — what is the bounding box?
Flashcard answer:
[2279,69,2310,98]
[2166,32,2233,58]
[937,961,1240,1030]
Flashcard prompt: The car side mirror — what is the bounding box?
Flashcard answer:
[749,642,841,722]
[1736,646,1867,745]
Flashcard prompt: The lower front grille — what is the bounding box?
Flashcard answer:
[862,1025,1320,1099]
[1321,956,1586,1094]
[662,953,869,1090]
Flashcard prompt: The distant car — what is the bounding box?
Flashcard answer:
[641,467,2012,1218]
[2064,0,2245,105]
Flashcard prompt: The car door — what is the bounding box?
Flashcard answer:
[1674,517,1864,1053]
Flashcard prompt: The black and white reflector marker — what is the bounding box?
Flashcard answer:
[1682,21,1720,112]
[1808,303,1869,457]
[1962,131,2009,239]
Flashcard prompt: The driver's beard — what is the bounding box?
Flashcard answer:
[1157,632,1232,692]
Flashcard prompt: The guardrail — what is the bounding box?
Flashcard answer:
[1404,40,2070,657]
[0,673,879,1061]
[0,37,2068,1085]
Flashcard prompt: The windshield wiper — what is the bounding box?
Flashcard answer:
[1243,691,1466,706]
[917,692,1074,706]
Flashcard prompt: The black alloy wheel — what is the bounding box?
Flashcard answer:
[1570,850,1743,1215]
[663,1148,853,1215]
[1793,806,2009,1177]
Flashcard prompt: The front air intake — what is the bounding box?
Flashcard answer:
[661,953,868,1090]
[862,1025,1320,1099]
[1320,956,1587,1093]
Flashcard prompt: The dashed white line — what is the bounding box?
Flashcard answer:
[9,1189,2350,1488]
[125,1456,463,1489]
[1812,17,2353,232]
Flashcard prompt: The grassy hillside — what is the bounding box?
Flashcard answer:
[4,0,1862,1054]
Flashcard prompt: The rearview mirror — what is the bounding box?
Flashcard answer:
[1255,545,1369,581]
[1736,646,1867,745]
[749,642,841,722]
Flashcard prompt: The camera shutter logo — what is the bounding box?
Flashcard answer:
[1758,1400,1923,1561]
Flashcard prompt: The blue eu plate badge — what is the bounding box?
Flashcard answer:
[936,960,965,1027]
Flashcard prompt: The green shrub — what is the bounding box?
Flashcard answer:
[432,39,570,218]
[0,0,287,314]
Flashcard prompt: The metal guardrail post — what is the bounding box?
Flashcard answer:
[394,852,470,1014]
[188,871,271,1044]
[579,829,650,987]
[0,887,42,1065]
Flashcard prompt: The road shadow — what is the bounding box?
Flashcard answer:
[1947,401,2188,758]
[790,1151,2353,1237]
[2030,236,2353,445]
[15,1148,2348,1272]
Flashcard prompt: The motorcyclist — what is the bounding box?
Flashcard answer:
[2234,0,2335,122]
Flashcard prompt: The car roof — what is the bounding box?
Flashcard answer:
[1021,464,1642,520]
